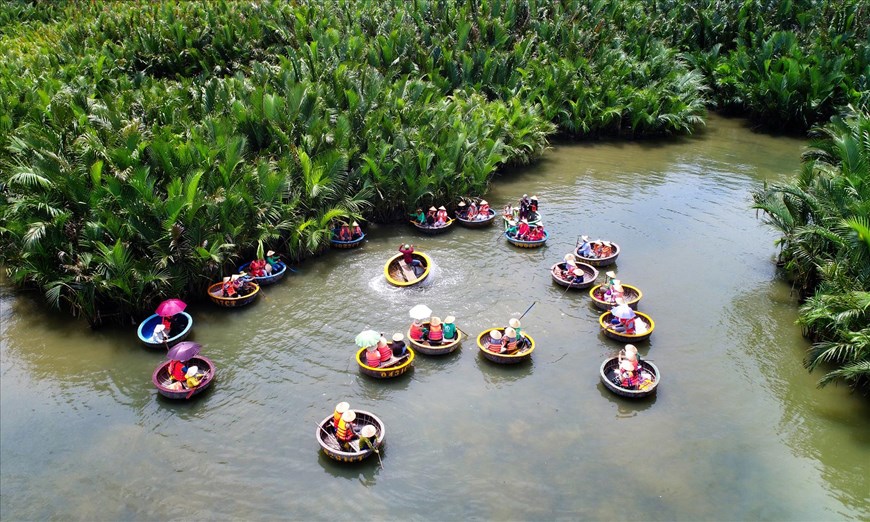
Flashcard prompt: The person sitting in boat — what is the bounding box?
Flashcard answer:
[184,365,203,389]
[568,265,586,284]
[509,318,529,348]
[467,201,478,219]
[332,402,350,431]
[617,345,640,388]
[611,312,637,335]
[409,319,426,341]
[609,282,625,303]
[601,271,617,294]
[425,207,437,226]
[530,195,538,213]
[399,243,424,277]
[477,200,490,219]
[435,206,449,225]
[427,317,444,345]
[377,336,393,364]
[390,333,407,357]
[594,241,613,258]
[456,201,467,219]
[151,323,170,343]
[232,274,250,295]
[505,223,518,237]
[336,410,358,450]
[249,258,266,278]
[265,250,279,275]
[577,235,595,258]
[443,316,457,340]
[221,276,237,297]
[338,222,352,241]
[351,222,363,239]
[501,327,519,353]
[411,208,426,224]
[517,218,531,240]
[365,345,381,368]
[358,424,377,452]
[528,225,544,241]
[485,330,503,352]
[168,359,186,382]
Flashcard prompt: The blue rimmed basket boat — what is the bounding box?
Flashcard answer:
[137,312,193,348]
[237,261,287,286]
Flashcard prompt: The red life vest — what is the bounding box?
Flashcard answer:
[365,349,381,367]
[409,322,424,340]
[333,411,343,429]
[378,344,392,363]
[622,317,636,334]
[222,281,236,296]
[161,316,172,333]
[168,360,186,382]
[339,226,351,240]
[428,324,443,341]
[518,223,530,236]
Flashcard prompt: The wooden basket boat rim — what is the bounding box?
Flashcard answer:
[599,356,660,395]
[504,230,549,245]
[409,218,455,230]
[406,321,463,350]
[549,262,599,285]
[151,355,215,392]
[598,311,656,335]
[588,283,643,304]
[237,261,288,281]
[316,410,386,457]
[330,233,366,245]
[456,208,496,224]
[207,282,260,301]
[355,346,416,371]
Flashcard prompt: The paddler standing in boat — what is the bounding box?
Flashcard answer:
[399,243,424,277]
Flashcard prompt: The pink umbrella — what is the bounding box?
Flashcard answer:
[155,298,187,317]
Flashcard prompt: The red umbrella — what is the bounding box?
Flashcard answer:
[155,298,187,317]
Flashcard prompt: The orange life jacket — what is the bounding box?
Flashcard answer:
[428,324,443,341]
[336,419,354,442]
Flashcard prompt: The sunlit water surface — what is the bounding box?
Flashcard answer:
[2,115,868,520]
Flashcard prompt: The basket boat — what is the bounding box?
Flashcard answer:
[589,284,643,310]
[599,311,655,342]
[550,262,599,289]
[456,209,496,228]
[600,356,660,398]
[476,327,536,364]
[575,241,620,267]
[384,252,432,287]
[330,233,366,249]
[356,347,415,378]
[316,410,385,463]
[406,321,463,355]
[237,261,287,286]
[152,355,215,400]
[137,312,193,348]
[505,230,548,248]
[410,219,454,235]
[207,281,260,307]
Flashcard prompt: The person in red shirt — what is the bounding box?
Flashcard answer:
[398,244,424,277]
[168,360,186,382]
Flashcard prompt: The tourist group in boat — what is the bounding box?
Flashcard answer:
[137,192,659,464]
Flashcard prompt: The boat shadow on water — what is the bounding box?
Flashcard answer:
[316,448,384,483]
[473,354,535,387]
[596,382,658,416]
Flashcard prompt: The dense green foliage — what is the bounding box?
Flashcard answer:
[753,110,870,391]
[0,0,866,326]
[650,0,869,130]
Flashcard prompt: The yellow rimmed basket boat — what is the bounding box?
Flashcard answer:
[576,241,620,267]
[356,347,415,378]
[600,357,660,398]
[384,252,432,287]
[316,410,385,463]
[476,327,536,364]
[407,322,463,355]
[550,262,598,289]
[598,311,655,342]
[207,282,260,307]
[589,284,643,310]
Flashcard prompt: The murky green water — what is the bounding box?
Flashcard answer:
[2,115,868,520]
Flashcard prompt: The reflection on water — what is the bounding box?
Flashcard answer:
[2,115,868,520]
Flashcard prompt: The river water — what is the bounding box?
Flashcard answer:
[1,115,868,520]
